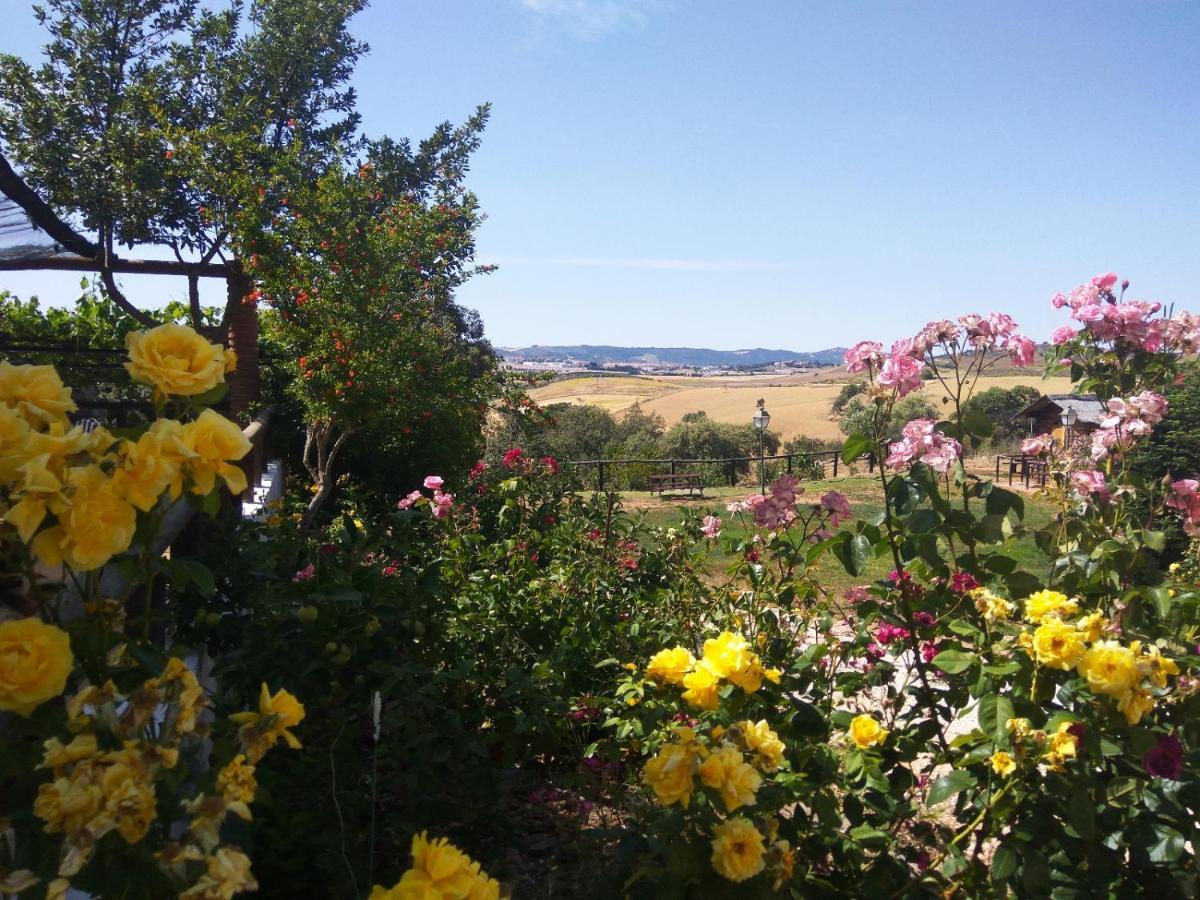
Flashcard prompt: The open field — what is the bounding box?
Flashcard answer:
[531,372,1076,442]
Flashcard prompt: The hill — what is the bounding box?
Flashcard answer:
[501,344,848,368]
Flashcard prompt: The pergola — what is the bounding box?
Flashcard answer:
[0,153,259,416]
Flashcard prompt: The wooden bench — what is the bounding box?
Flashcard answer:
[648,473,704,497]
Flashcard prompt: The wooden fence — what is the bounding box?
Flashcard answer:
[566,449,876,492]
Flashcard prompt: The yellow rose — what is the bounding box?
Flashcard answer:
[1077,640,1138,699]
[1076,611,1107,643]
[848,713,888,749]
[5,453,64,542]
[99,758,157,843]
[0,361,76,427]
[1136,643,1180,689]
[111,429,183,511]
[1030,619,1086,670]
[643,741,697,808]
[0,405,32,484]
[124,323,226,397]
[0,617,74,716]
[710,817,766,883]
[223,347,238,375]
[645,646,695,685]
[1023,589,1078,623]
[31,465,137,571]
[740,719,786,772]
[181,409,252,495]
[680,659,722,711]
[990,750,1016,776]
[34,775,103,837]
[702,631,753,679]
[392,832,499,900]
[1042,722,1080,772]
[698,743,762,812]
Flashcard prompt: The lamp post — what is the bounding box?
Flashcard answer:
[752,398,771,495]
[1061,407,1078,449]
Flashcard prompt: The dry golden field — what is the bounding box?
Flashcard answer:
[529,372,1075,441]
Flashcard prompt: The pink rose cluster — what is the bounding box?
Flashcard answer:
[700,515,722,539]
[1166,480,1200,536]
[885,419,963,473]
[725,478,852,533]
[1050,273,1200,353]
[1089,390,1169,462]
[397,474,454,518]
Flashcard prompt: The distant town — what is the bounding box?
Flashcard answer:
[499,344,848,378]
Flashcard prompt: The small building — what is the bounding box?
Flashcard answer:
[1014,393,1106,443]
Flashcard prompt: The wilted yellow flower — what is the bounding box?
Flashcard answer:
[40,734,99,774]
[1042,722,1079,772]
[643,740,698,808]
[698,743,762,812]
[179,848,258,899]
[763,667,782,684]
[0,361,76,427]
[1023,589,1078,623]
[0,617,74,716]
[1117,688,1156,725]
[1030,619,1086,670]
[645,646,695,685]
[125,324,226,397]
[1076,611,1107,643]
[710,817,766,882]
[99,756,157,843]
[680,660,722,711]
[181,409,252,495]
[4,453,64,542]
[1077,640,1139,699]
[771,839,795,890]
[1136,643,1180,689]
[230,683,306,762]
[223,347,238,375]
[848,714,888,749]
[33,775,103,838]
[217,755,257,805]
[144,657,206,734]
[990,750,1016,776]
[973,588,1014,621]
[739,719,786,772]
[31,465,137,571]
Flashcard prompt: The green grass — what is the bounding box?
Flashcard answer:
[620,475,1057,594]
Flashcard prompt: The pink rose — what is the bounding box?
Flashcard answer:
[423,475,444,490]
[1091,272,1119,291]
[700,515,722,539]
[397,490,422,509]
[1021,435,1050,456]
[1050,325,1078,345]
[877,353,924,397]
[844,340,884,374]
[292,563,316,583]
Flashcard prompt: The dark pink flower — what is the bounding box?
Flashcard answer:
[950,572,980,595]
[502,447,524,469]
[1144,734,1183,780]
[292,563,316,583]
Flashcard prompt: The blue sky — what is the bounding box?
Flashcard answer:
[4,0,1198,350]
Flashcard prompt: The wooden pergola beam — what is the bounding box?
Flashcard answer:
[0,153,97,258]
[0,254,229,277]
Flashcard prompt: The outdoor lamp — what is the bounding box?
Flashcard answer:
[753,402,771,431]
[1061,408,1078,427]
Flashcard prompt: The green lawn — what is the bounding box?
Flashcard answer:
[620,475,1057,594]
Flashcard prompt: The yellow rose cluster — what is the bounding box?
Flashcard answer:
[1019,590,1179,724]
[0,617,73,716]
[369,831,502,899]
[644,632,782,711]
[28,649,302,899]
[640,719,792,884]
[1,328,251,572]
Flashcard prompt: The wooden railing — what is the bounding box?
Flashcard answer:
[566,450,876,492]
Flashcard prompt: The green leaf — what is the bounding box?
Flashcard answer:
[1148,825,1185,863]
[173,559,215,596]
[986,486,1025,521]
[931,649,976,675]
[926,769,977,806]
[842,433,874,465]
[849,824,889,847]
[1142,529,1166,552]
[835,533,872,577]
[990,845,1018,882]
[962,410,994,439]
